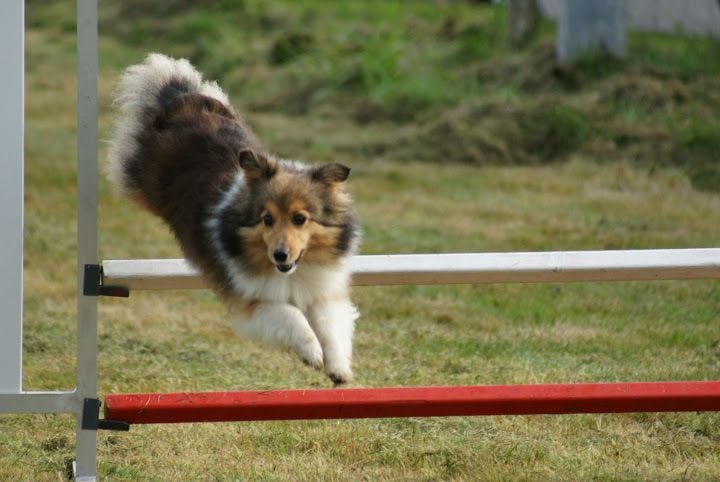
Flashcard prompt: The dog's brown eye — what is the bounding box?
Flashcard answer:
[292,213,307,226]
[262,214,274,226]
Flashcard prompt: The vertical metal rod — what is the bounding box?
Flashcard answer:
[74,0,99,479]
[0,0,24,395]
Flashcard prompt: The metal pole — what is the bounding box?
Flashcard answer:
[0,0,24,395]
[74,0,99,479]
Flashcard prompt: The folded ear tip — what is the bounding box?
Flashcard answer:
[312,163,351,183]
[337,163,351,180]
[237,149,276,179]
[237,149,258,167]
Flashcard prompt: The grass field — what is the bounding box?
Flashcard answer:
[3,1,720,480]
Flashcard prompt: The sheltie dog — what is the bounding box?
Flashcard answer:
[107,54,360,385]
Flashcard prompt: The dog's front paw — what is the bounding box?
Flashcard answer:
[328,372,351,387]
[326,364,353,387]
[295,337,324,371]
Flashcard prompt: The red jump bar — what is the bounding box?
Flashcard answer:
[104,381,720,425]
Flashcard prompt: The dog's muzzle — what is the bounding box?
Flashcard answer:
[276,263,295,273]
[273,249,303,274]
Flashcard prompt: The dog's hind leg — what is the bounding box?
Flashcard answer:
[308,299,358,386]
[232,302,324,369]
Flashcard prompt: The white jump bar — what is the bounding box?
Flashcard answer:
[101,249,720,291]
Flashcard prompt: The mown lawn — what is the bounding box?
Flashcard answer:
[2,1,720,480]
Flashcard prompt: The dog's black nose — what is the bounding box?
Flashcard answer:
[273,250,288,263]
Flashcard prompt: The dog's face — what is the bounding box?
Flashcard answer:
[238,150,356,275]
[259,199,312,274]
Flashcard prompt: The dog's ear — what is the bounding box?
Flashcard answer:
[311,163,351,185]
[238,149,277,183]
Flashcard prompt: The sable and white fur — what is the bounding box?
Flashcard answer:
[107,54,360,385]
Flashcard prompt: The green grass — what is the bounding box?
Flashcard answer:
[29,0,720,190]
[3,1,720,480]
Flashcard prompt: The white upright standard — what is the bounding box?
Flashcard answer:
[0,0,24,395]
[0,1,100,481]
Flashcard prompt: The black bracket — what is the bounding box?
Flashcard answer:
[82,398,130,432]
[83,264,130,298]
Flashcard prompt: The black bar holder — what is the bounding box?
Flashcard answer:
[82,398,130,432]
[83,264,129,298]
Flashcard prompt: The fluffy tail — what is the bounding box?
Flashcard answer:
[106,53,231,196]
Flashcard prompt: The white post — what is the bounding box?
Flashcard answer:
[557,0,626,61]
[0,0,24,394]
[74,0,99,479]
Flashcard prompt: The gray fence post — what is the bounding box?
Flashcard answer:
[557,0,626,61]
[0,0,24,395]
[74,0,100,479]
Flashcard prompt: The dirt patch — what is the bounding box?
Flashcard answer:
[362,53,719,190]
[475,43,625,93]
[373,98,591,165]
[600,74,689,111]
[588,122,675,164]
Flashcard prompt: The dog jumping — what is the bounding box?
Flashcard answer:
[107,54,360,385]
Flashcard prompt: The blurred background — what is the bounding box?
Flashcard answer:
[27,0,720,191]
